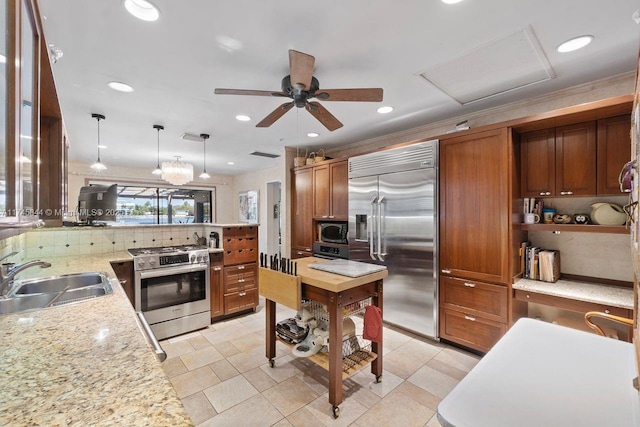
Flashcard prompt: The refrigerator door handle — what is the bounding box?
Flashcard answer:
[377,196,386,261]
[369,197,378,260]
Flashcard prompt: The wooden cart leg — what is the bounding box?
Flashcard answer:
[328,294,343,412]
[371,280,383,382]
[265,298,276,366]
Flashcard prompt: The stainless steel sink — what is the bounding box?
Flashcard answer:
[11,272,107,295]
[0,272,113,315]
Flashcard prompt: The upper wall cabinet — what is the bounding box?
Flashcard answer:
[312,159,348,220]
[520,117,629,198]
[597,115,631,195]
[1,0,44,225]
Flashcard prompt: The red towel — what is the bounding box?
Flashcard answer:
[363,305,383,343]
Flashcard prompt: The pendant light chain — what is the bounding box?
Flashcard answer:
[90,113,107,171]
[199,133,210,179]
[152,124,164,175]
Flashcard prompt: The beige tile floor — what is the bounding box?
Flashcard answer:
[160,298,481,427]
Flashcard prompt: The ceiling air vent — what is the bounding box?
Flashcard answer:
[250,151,280,159]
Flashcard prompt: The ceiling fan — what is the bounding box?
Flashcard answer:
[214,50,383,131]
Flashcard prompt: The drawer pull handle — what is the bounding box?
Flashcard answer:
[605,309,610,314]
[526,294,530,299]
[560,191,574,196]
[214,266,222,271]
[539,192,546,196]
[464,315,476,321]
[239,291,246,296]
[238,265,245,270]
[463,282,475,288]
[238,279,245,283]
[441,269,451,274]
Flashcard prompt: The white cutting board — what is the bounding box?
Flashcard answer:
[308,259,387,278]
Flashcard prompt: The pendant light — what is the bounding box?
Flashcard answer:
[90,113,107,171]
[152,124,164,175]
[199,133,210,179]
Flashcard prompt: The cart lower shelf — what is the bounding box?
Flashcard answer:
[276,337,378,380]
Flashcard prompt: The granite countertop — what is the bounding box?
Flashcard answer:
[513,278,634,310]
[0,252,192,426]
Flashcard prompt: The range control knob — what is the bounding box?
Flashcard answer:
[148,258,156,266]
[137,260,146,268]
[190,254,197,263]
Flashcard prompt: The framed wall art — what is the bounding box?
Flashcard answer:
[238,190,259,223]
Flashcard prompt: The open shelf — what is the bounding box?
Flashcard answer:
[520,223,629,234]
[277,337,377,380]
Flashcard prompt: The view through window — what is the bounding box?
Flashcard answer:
[87,181,214,224]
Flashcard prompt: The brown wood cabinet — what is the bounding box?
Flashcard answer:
[520,118,629,197]
[110,260,134,305]
[555,121,597,196]
[292,168,313,257]
[220,226,259,316]
[597,115,632,195]
[209,252,224,318]
[313,160,348,220]
[439,128,511,284]
[439,128,512,353]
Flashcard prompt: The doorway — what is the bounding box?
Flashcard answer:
[266,181,281,257]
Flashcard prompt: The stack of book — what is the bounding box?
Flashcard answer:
[521,242,560,282]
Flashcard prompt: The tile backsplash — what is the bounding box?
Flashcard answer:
[15,225,207,260]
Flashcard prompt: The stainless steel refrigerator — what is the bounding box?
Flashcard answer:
[348,140,438,339]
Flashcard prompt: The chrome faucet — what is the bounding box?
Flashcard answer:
[0,260,52,296]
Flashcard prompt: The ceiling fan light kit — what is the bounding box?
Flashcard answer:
[214,49,383,132]
[90,113,107,171]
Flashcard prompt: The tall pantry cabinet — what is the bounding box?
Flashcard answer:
[439,128,516,352]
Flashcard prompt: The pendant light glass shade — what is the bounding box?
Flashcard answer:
[162,157,193,185]
[90,113,107,170]
[199,133,210,179]
[152,124,164,175]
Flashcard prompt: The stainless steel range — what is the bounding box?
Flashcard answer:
[128,245,210,340]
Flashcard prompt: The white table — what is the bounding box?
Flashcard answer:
[437,318,640,427]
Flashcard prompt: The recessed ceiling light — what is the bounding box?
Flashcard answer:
[227,162,234,165]
[124,0,160,21]
[307,132,319,138]
[97,145,108,149]
[108,81,134,92]
[441,0,464,4]
[235,115,251,121]
[377,106,394,114]
[557,35,593,53]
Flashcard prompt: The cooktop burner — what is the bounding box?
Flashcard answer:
[127,244,208,256]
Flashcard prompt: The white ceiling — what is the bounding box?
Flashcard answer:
[38,0,640,176]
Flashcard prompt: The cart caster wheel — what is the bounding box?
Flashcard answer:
[375,375,382,383]
[332,406,340,418]
[268,359,275,368]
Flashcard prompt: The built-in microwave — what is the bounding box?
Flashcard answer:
[318,222,348,244]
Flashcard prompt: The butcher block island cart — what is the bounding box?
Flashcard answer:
[259,257,388,418]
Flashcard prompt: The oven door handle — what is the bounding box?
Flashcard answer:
[138,264,208,279]
[136,311,167,362]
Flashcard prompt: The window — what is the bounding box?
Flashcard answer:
[86,181,215,224]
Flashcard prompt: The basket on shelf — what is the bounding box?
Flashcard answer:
[294,148,308,167]
[313,149,326,163]
[306,152,316,165]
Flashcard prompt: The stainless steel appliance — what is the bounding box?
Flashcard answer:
[313,242,349,260]
[318,222,348,244]
[129,245,210,340]
[348,140,438,338]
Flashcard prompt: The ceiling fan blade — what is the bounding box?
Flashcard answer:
[256,102,294,127]
[314,88,383,102]
[289,50,315,90]
[215,88,288,97]
[305,102,343,131]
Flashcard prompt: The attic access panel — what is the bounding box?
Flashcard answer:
[417,26,555,105]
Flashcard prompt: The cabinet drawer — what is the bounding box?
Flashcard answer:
[223,226,237,237]
[440,308,506,353]
[291,248,313,259]
[225,288,258,314]
[224,238,240,250]
[513,289,631,318]
[440,276,508,322]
